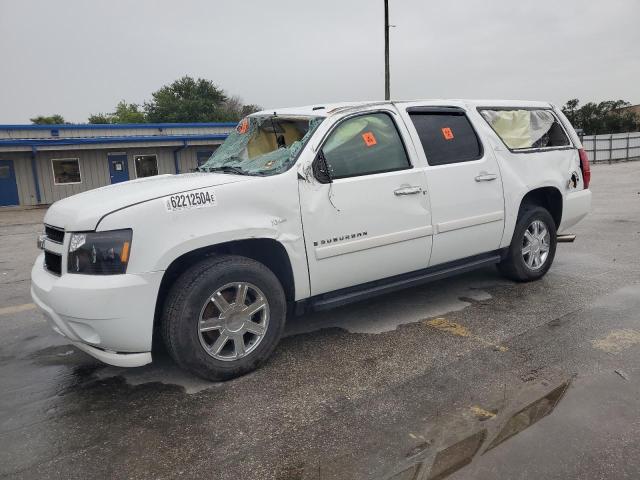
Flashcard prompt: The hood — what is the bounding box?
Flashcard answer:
[44,173,250,231]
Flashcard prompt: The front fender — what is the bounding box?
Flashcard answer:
[97,171,310,300]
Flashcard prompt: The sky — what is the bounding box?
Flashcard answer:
[0,0,638,123]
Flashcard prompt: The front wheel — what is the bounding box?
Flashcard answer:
[498,206,557,282]
[161,255,286,381]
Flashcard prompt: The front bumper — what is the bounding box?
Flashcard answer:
[31,253,163,367]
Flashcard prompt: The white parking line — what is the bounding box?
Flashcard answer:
[0,303,36,316]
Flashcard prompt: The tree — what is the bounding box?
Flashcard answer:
[87,113,111,124]
[217,95,263,122]
[562,99,579,126]
[144,76,229,123]
[30,114,66,125]
[241,104,262,117]
[88,101,146,124]
[561,99,639,135]
[85,76,260,124]
[113,101,146,123]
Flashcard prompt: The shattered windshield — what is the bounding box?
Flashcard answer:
[199,115,324,176]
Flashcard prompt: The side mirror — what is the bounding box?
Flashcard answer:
[312,151,332,184]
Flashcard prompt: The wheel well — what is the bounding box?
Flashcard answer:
[152,238,295,351]
[519,187,562,228]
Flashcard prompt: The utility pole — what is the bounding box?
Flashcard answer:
[384,0,390,100]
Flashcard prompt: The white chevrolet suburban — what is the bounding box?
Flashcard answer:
[31,100,592,380]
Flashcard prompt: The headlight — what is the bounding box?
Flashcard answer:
[67,229,132,275]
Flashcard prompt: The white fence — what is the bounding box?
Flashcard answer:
[579,132,640,163]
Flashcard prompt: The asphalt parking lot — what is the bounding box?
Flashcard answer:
[1,162,639,480]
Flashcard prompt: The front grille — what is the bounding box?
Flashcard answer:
[44,251,62,276]
[45,225,65,243]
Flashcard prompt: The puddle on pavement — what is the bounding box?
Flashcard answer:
[93,354,222,394]
[27,344,83,366]
[379,380,571,480]
[22,343,220,395]
[272,378,574,480]
[285,270,506,336]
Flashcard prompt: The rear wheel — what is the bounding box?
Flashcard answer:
[162,255,286,381]
[498,206,557,282]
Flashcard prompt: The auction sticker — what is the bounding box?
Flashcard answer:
[164,188,217,212]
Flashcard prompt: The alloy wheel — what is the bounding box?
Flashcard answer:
[197,282,270,361]
[522,219,550,270]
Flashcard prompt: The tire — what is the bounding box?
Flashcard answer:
[498,205,557,282]
[161,255,286,381]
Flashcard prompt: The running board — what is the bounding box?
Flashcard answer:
[308,252,503,312]
[557,234,576,243]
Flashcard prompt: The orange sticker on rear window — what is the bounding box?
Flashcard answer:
[236,117,249,134]
[362,131,377,147]
[442,127,454,140]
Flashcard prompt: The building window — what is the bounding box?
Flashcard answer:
[196,150,215,167]
[134,154,158,178]
[51,158,82,185]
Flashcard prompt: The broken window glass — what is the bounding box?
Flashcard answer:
[480,109,570,150]
[199,115,324,176]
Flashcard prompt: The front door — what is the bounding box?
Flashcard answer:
[299,109,433,296]
[401,106,505,266]
[0,160,19,206]
[108,153,129,184]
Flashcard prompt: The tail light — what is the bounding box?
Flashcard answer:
[578,148,591,189]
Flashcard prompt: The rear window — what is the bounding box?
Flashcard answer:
[480,109,571,150]
[408,111,482,166]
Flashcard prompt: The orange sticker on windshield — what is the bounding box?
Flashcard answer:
[362,131,377,147]
[442,127,454,140]
[237,118,249,134]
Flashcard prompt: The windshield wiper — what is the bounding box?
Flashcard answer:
[205,166,251,176]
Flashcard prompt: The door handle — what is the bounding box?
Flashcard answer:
[394,186,423,196]
[475,172,498,182]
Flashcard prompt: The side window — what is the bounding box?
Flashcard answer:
[322,112,410,179]
[480,109,571,150]
[408,112,482,166]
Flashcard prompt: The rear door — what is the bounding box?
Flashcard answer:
[0,160,20,206]
[399,105,505,266]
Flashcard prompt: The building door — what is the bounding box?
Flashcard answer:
[108,153,129,184]
[0,160,20,206]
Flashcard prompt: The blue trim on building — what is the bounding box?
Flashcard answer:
[173,140,188,174]
[0,122,238,131]
[30,147,41,203]
[0,134,229,147]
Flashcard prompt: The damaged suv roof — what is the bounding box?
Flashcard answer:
[256,99,555,118]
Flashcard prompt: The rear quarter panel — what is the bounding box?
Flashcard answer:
[494,146,581,246]
[473,107,583,246]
